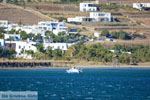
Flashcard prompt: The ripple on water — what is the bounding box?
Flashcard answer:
[84,97,94,100]
[76,94,82,97]
[36,81,42,85]
[87,92,92,95]
[107,84,113,88]
[60,97,65,100]
[51,94,57,97]
[101,91,107,94]
[147,96,150,99]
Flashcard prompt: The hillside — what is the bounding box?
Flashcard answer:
[0,3,51,24]
[8,0,150,3]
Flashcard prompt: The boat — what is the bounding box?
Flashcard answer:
[66,67,81,73]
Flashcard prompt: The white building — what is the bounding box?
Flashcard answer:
[4,34,21,41]
[0,21,19,32]
[5,41,37,59]
[67,12,112,23]
[20,25,36,34]
[1,20,68,36]
[43,43,73,51]
[0,39,4,47]
[80,2,100,12]
[67,16,94,23]
[133,3,150,10]
[53,22,68,35]
[90,12,112,22]
[6,23,19,31]
[0,20,8,28]
[38,21,68,35]
[67,16,85,23]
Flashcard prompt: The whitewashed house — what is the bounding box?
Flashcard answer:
[6,23,19,31]
[5,41,37,59]
[38,21,53,31]
[43,43,73,51]
[67,16,94,23]
[80,2,100,12]
[14,25,40,35]
[53,22,68,35]
[67,16,85,23]
[67,12,112,23]
[20,25,35,34]
[133,3,150,10]
[38,21,68,35]
[0,39,4,47]
[90,12,112,22]
[0,20,8,28]
[0,21,18,31]
[4,34,21,41]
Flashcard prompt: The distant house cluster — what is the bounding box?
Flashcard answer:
[4,20,68,35]
[67,1,112,23]
[0,20,75,59]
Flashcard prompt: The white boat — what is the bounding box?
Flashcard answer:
[66,67,81,73]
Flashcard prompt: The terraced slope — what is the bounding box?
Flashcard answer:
[98,0,150,3]
[0,3,50,24]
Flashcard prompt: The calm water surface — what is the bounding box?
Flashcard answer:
[0,68,150,100]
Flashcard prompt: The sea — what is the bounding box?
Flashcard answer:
[0,68,150,100]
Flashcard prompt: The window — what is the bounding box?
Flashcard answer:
[99,14,105,16]
[19,45,21,49]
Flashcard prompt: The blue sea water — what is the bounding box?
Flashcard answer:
[0,68,150,100]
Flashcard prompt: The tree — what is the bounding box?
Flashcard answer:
[46,46,53,59]
[0,33,4,39]
[36,43,45,53]
[111,31,131,40]
[100,29,109,36]
[9,29,16,34]
[0,27,6,34]
[33,52,46,60]
[0,47,16,58]
[25,50,34,56]
[20,31,28,40]
[65,46,76,59]
[52,49,63,59]
[33,34,43,42]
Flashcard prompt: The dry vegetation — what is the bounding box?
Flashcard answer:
[0,3,50,24]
